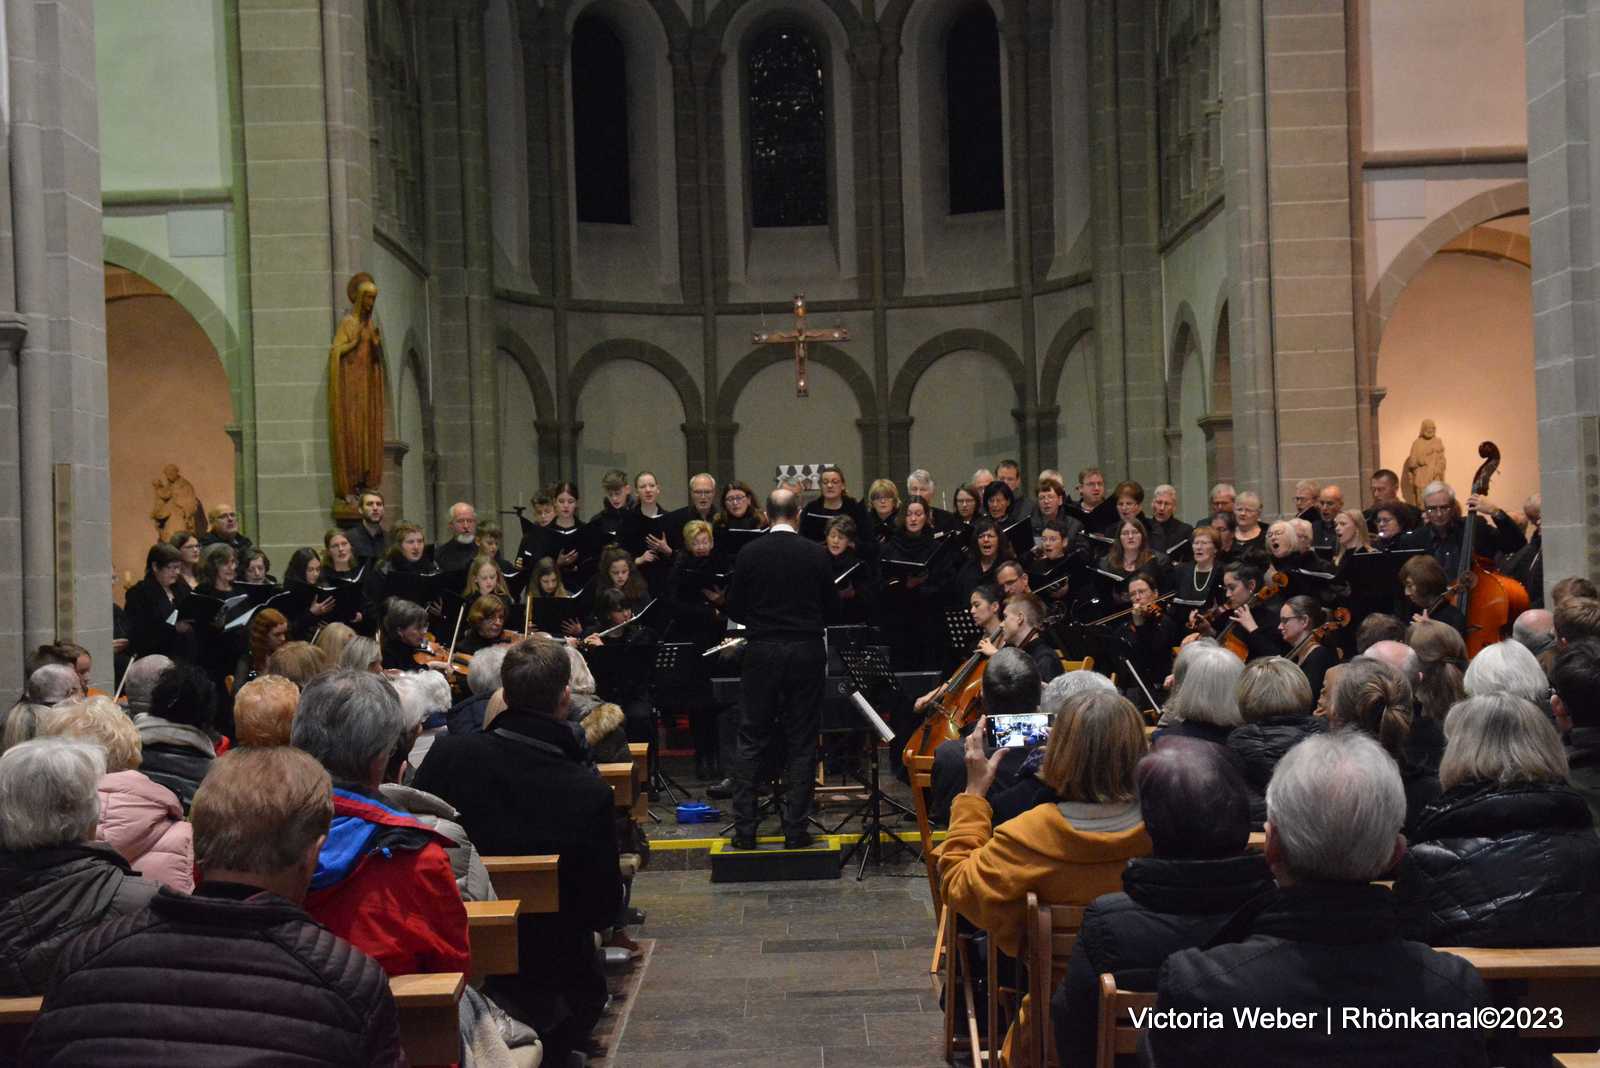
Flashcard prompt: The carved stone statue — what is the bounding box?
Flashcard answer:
[150,464,203,537]
[328,272,386,502]
[1402,418,1446,506]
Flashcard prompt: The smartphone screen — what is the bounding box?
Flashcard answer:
[984,712,1053,749]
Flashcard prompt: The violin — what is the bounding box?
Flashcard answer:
[1452,442,1530,657]
[1288,607,1351,662]
[1192,570,1289,661]
[1088,591,1175,627]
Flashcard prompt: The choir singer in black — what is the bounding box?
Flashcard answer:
[725,488,839,850]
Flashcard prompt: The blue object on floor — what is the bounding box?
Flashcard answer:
[675,801,721,823]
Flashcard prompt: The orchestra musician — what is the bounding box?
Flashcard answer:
[456,594,513,656]
[378,598,439,672]
[1028,518,1076,613]
[1186,562,1286,660]
[1279,595,1338,701]
[581,587,657,745]
[1399,480,1527,577]
[1400,554,1468,636]
[1112,570,1177,707]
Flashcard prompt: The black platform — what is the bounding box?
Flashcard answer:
[708,836,842,883]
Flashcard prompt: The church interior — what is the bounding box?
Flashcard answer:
[5,0,1600,1065]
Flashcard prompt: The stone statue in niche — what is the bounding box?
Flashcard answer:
[329,271,386,505]
[1403,419,1446,507]
[149,464,204,538]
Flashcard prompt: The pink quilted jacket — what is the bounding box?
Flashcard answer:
[96,770,195,893]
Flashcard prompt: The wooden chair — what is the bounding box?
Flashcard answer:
[1555,1055,1600,1067]
[1094,974,1156,1068]
[1059,655,1095,674]
[481,855,560,914]
[464,898,521,978]
[392,972,466,1065]
[1003,892,1084,1068]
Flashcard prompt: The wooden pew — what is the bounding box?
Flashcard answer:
[392,972,466,1065]
[465,899,521,978]
[1555,1055,1600,1068]
[481,855,560,914]
[3,976,472,1067]
[1442,946,1600,1038]
[628,741,650,818]
[598,761,637,815]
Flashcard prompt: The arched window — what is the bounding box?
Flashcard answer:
[747,27,827,228]
[571,15,631,225]
[945,5,1004,214]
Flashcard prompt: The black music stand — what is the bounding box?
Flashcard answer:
[943,607,981,664]
[830,646,921,880]
[647,642,697,811]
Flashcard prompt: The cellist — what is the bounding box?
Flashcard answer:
[909,584,1005,717]
[1399,480,1526,576]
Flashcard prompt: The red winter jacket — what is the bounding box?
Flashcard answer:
[304,786,470,977]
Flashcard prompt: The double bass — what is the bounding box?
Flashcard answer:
[1453,442,1530,657]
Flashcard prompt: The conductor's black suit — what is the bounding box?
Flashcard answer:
[725,520,839,840]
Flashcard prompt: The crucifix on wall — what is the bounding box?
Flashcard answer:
[752,293,849,398]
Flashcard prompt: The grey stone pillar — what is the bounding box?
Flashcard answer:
[1525,0,1600,591]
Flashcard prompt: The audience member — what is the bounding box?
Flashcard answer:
[1551,576,1599,611]
[0,738,158,994]
[1326,658,1439,839]
[1052,739,1273,1067]
[120,654,173,717]
[1361,638,1412,674]
[1147,732,1489,1067]
[1402,620,1465,774]
[266,640,329,688]
[312,621,357,663]
[1354,613,1406,653]
[387,668,451,770]
[987,670,1117,825]
[232,674,300,748]
[1395,693,1600,947]
[132,663,219,812]
[929,648,1042,824]
[446,642,508,735]
[338,635,382,673]
[1153,640,1243,746]
[1555,595,1600,646]
[414,638,621,1064]
[1463,639,1549,711]
[937,691,1151,1064]
[1226,657,1323,826]
[39,698,194,893]
[21,746,404,1066]
[291,670,469,977]
[1551,638,1600,824]
[1512,607,1556,659]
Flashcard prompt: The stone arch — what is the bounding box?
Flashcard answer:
[568,339,708,477]
[703,0,864,47]
[494,327,555,420]
[1367,182,1529,358]
[716,343,879,477]
[1165,300,1206,406]
[889,328,1026,418]
[103,235,240,418]
[569,339,704,424]
[1040,308,1096,406]
[394,339,440,528]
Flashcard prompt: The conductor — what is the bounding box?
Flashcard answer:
[726,487,839,849]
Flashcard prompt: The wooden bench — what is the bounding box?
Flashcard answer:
[1442,945,1600,1038]
[392,971,466,1065]
[465,899,521,978]
[2,975,470,1066]
[598,760,640,818]
[628,741,650,813]
[481,855,560,914]
[1555,1055,1600,1068]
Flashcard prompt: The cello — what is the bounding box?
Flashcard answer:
[900,622,1041,766]
[1452,442,1530,658]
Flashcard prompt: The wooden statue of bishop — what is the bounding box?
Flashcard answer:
[752,294,849,398]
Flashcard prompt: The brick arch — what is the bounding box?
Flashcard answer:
[1368,182,1529,359]
[889,328,1027,419]
[568,339,706,426]
[717,343,877,426]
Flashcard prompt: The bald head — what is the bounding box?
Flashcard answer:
[767,488,799,522]
[1362,640,1411,674]
[122,654,174,715]
[1512,609,1556,657]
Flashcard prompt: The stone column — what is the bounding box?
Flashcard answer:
[1221,0,1362,511]
[1524,0,1600,591]
[1,0,117,691]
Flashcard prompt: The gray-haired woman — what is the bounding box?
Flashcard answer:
[1394,693,1600,947]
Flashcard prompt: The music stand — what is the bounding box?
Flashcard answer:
[647,642,697,812]
[943,607,981,664]
[831,646,921,880]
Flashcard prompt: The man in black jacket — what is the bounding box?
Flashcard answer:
[1145,732,1489,1068]
[1399,480,1526,577]
[725,487,838,849]
[23,746,404,1067]
[414,637,621,1063]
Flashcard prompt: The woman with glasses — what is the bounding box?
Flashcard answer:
[1277,595,1337,703]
